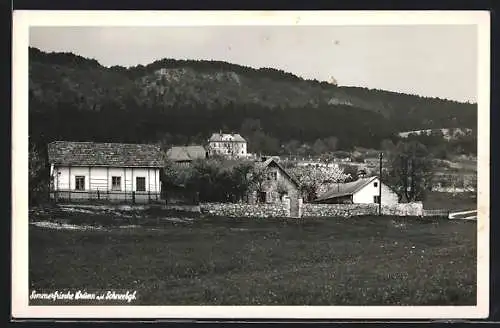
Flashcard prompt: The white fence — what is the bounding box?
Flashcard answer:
[448,210,477,220]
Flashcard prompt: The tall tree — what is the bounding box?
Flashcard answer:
[29,141,48,205]
[283,139,300,155]
[380,139,396,152]
[339,164,359,182]
[312,139,327,155]
[324,136,339,151]
[385,141,435,202]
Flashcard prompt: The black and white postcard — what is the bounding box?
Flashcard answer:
[12,10,490,319]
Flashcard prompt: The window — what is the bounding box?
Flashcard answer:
[136,177,146,192]
[111,176,121,191]
[259,191,267,203]
[374,182,378,187]
[374,195,380,204]
[75,176,85,191]
[267,171,278,181]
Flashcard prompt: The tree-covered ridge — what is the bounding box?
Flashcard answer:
[29,47,477,153]
[29,47,102,69]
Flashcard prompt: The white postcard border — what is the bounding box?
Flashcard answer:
[12,10,490,319]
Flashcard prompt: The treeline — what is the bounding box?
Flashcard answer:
[29,47,478,158]
[29,93,396,154]
[29,47,477,131]
[30,93,476,166]
[124,58,306,83]
[29,47,102,69]
[400,130,477,158]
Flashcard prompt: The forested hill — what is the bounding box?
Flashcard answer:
[29,47,477,153]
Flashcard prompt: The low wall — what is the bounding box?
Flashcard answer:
[382,202,424,217]
[302,202,424,218]
[200,202,288,218]
[200,201,424,218]
[302,203,378,217]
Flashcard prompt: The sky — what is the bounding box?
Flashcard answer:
[29,25,478,103]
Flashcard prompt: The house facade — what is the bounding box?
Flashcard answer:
[314,176,399,205]
[47,141,163,203]
[207,132,248,158]
[249,157,301,216]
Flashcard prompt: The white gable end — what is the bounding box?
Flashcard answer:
[352,177,399,205]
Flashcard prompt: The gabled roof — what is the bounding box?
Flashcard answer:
[166,145,207,162]
[208,133,246,142]
[47,141,163,167]
[254,158,300,187]
[315,176,379,201]
[232,134,246,142]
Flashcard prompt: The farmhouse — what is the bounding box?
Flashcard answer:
[207,132,248,158]
[47,141,163,203]
[314,176,399,205]
[166,145,208,166]
[249,157,301,216]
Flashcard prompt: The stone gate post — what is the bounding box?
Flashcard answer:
[298,197,303,218]
[282,195,291,217]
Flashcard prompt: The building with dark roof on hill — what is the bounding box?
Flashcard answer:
[166,145,208,166]
[47,141,164,203]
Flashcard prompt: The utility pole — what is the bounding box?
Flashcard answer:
[379,152,383,216]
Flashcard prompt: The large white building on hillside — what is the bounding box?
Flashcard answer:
[207,132,248,158]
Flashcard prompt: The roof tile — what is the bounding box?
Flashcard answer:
[47,141,163,167]
[315,176,378,200]
[167,145,206,162]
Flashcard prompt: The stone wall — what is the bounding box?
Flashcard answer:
[302,202,424,218]
[381,202,424,216]
[302,203,379,217]
[200,202,288,218]
[200,201,424,218]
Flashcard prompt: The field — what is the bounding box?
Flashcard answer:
[423,191,477,211]
[29,205,476,306]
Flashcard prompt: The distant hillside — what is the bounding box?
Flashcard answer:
[398,128,474,141]
[29,47,477,154]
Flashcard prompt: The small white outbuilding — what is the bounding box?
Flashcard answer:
[314,176,399,205]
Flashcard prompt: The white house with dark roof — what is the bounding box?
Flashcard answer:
[207,132,248,158]
[47,141,164,203]
[314,176,399,205]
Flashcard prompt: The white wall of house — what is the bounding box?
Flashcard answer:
[52,166,161,193]
[208,140,247,157]
[352,177,399,205]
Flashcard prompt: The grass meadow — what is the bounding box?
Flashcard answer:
[29,204,476,306]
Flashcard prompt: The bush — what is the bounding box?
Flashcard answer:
[164,159,258,203]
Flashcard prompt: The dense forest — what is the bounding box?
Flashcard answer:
[29,47,477,156]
